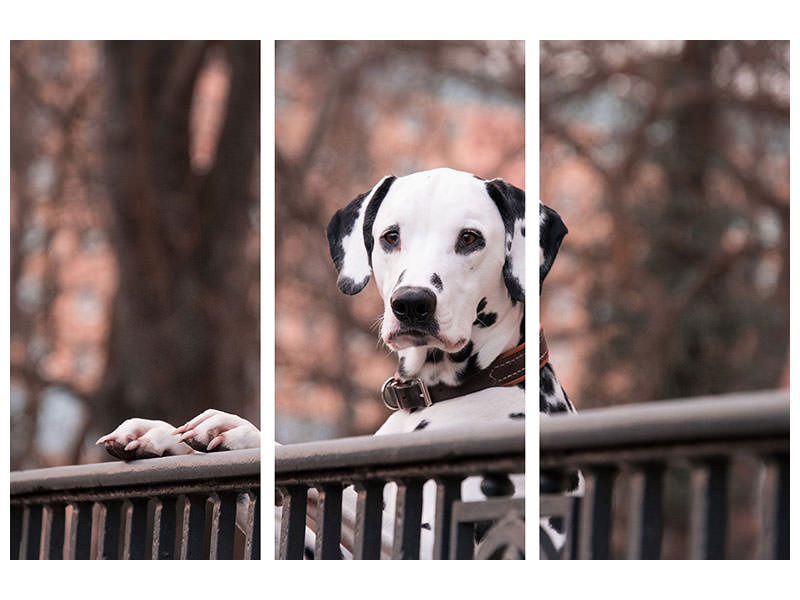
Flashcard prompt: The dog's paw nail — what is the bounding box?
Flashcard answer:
[178,430,195,442]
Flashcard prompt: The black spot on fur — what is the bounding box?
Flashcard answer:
[426,348,444,363]
[486,179,525,223]
[398,357,408,378]
[430,273,443,292]
[414,419,430,431]
[548,516,565,534]
[539,203,567,290]
[476,297,487,313]
[540,363,574,414]
[304,546,315,560]
[457,353,480,381]
[448,341,473,363]
[508,412,525,419]
[567,470,581,492]
[540,365,555,395]
[326,191,368,272]
[421,522,431,530]
[473,311,497,328]
[503,257,524,305]
[362,176,397,267]
[486,180,525,303]
[338,275,371,296]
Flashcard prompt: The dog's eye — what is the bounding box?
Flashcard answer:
[381,230,400,247]
[459,232,477,246]
[456,229,485,254]
[458,230,481,247]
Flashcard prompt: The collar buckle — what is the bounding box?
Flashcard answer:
[381,377,433,411]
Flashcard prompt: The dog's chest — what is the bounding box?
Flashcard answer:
[374,386,525,435]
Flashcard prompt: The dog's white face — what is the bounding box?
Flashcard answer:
[327,167,525,384]
[370,171,506,354]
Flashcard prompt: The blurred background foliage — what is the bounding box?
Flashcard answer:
[275,40,524,443]
[540,40,789,560]
[10,41,260,468]
[540,40,789,409]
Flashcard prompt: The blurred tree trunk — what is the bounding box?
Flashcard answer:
[643,41,719,401]
[94,41,260,432]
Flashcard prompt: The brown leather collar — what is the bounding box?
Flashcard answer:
[539,326,549,370]
[381,342,526,411]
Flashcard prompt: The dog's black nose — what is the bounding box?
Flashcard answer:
[391,287,437,325]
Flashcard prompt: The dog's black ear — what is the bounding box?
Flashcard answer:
[485,178,525,304]
[539,202,567,292]
[326,175,396,295]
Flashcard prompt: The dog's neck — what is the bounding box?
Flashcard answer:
[395,288,524,387]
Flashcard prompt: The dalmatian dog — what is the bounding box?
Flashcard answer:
[539,201,582,559]
[295,167,526,559]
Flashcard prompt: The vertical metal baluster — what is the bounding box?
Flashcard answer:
[74,501,93,559]
[22,505,42,559]
[315,483,343,559]
[90,502,106,559]
[250,490,260,560]
[174,494,207,559]
[145,497,177,559]
[278,484,308,559]
[688,458,729,559]
[450,511,476,560]
[119,498,148,559]
[11,505,24,559]
[233,491,257,559]
[101,500,122,560]
[577,466,615,560]
[392,477,424,559]
[758,453,789,560]
[353,479,384,559]
[46,504,66,560]
[63,503,78,559]
[203,492,236,560]
[39,504,54,560]
[626,463,664,559]
[64,502,93,559]
[433,476,462,560]
[144,499,161,559]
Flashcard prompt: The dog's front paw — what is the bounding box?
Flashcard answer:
[96,418,194,460]
[173,409,260,452]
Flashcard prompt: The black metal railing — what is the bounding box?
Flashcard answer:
[540,390,789,560]
[275,421,525,559]
[10,448,260,560]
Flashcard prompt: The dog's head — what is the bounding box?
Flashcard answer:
[539,202,567,293]
[327,168,525,356]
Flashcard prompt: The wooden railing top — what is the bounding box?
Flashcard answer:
[540,389,788,452]
[10,448,260,496]
[276,421,525,474]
